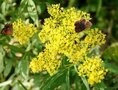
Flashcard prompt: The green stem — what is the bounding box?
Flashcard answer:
[81,76,90,90]
[18,80,27,90]
[68,0,76,7]
[66,68,70,90]
[96,0,102,17]
[74,65,90,90]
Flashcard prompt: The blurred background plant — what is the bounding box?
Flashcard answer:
[0,0,118,90]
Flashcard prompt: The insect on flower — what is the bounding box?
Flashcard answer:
[74,19,92,33]
[1,24,13,35]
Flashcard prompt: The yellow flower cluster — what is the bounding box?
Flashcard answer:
[39,4,92,64]
[29,49,61,76]
[13,19,37,45]
[78,56,108,85]
[83,29,106,48]
[29,4,107,85]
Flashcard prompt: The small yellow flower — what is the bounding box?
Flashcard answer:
[13,19,37,45]
[78,56,108,85]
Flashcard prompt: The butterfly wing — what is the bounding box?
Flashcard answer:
[74,19,86,33]
[1,24,13,35]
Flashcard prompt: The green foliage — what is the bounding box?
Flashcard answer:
[0,0,118,90]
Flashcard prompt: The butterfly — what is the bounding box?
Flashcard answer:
[1,24,13,35]
[74,19,92,33]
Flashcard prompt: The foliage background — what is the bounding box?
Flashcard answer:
[0,0,118,90]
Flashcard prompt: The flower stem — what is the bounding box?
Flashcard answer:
[81,76,90,90]
[74,65,90,90]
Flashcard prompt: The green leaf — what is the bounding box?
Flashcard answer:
[81,77,90,90]
[12,83,26,90]
[75,76,84,90]
[27,0,38,26]
[3,59,13,77]
[94,81,107,90]
[0,46,5,73]
[40,69,67,90]
[19,0,28,15]
[104,62,118,74]
[15,61,21,74]
[0,41,24,53]
[25,43,32,52]
[1,2,6,15]
[38,3,46,13]
[47,0,55,4]
[66,69,70,90]
[21,53,30,76]
[102,43,118,63]
[31,73,42,87]
[96,0,102,17]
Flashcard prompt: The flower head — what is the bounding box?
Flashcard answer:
[78,56,108,85]
[30,4,107,80]
[39,4,92,64]
[13,19,37,45]
[29,49,61,76]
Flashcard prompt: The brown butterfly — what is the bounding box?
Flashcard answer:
[74,19,92,33]
[1,24,13,35]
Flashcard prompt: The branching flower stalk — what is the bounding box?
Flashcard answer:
[13,4,108,86]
